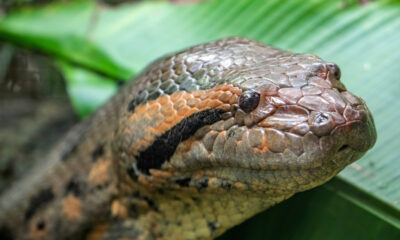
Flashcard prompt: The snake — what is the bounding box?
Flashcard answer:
[0,37,377,240]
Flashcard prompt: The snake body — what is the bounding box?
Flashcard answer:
[0,37,376,240]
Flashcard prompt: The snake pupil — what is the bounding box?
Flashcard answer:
[239,90,260,113]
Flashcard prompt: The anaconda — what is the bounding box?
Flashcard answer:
[0,37,377,240]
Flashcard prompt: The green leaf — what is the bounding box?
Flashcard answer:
[220,183,400,240]
[0,1,132,78]
[57,61,117,117]
[1,0,399,238]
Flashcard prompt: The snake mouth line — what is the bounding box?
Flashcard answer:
[169,144,355,175]
[166,164,346,193]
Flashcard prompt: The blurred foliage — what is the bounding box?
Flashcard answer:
[0,0,399,238]
[0,0,141,12]
[0,0,61,12]
[0,43,78,193]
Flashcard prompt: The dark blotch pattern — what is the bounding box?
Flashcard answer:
[127,98,136,112]
[227,130,235,137]
[25,188,54,221]
[65,179,84,197]
[175,178,191,187]
[132,192,158,211]
[208,222,217,232]
[37,221,45,230]
[137,109,224,174]
[221,181,233,190]
[0,226,13,240]
[197,178,209,190]
[91,144,104,162]
[127,167,138,181]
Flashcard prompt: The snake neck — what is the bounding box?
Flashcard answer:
[0,91,126,239]
[110,184,292,240]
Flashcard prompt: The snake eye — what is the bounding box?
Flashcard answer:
[239,90,260,113]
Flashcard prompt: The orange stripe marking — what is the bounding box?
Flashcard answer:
[128,83,242,155]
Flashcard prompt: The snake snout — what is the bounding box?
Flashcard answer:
[332,98,377,157]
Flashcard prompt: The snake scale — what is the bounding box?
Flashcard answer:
[0,37,377,240]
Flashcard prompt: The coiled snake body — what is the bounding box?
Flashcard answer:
[0,37,377,240]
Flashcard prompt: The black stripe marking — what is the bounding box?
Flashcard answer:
[91,144,104,162]
[136,109,224,174]
[25,188,55,221]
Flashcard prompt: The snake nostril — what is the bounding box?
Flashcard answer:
[338,144,350,152]
[327,63,341,80]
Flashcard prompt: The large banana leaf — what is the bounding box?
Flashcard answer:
[0,0,399,238]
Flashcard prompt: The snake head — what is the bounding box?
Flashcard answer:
[112,37,377,238]
[218,57,377,194]
[120,40,377,195]
[114,37,377,194]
